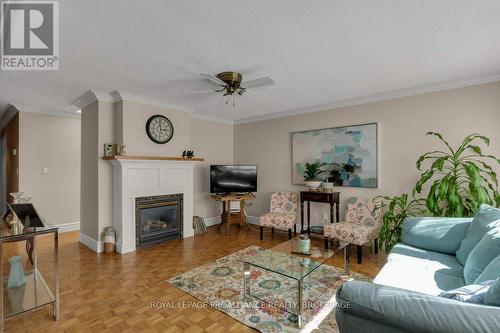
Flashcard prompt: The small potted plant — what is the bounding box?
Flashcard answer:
[303,161,326,190]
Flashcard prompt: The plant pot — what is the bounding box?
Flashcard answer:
[304,180,322,190]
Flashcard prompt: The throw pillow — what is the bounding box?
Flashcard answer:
[484,278,500,307]
[456,204,500,265]
[439,280,494,303]
[464,227,500,284]
[475,254,500,284]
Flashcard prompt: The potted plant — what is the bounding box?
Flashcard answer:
[303,161,326,190]
[414,132,500,216]
[377,194,427,252]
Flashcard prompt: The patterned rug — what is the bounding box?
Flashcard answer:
[168,246,368,332]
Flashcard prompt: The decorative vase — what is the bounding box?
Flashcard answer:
[304,180,322,190]
[298,234,311,254]
[7,256,25,288]
[103,226,116,253]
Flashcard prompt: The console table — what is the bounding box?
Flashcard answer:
[211,193,255,234]
[300,191,340,234]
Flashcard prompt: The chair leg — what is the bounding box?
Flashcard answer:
[260,226,263,240]
[357,245,363,264]
[271,227,274,235]
[324,237,329,250]
[288,229,292,240]
[374,238,379,254]
[294,224,297,236]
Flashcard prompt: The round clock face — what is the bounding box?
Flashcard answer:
[145,115,174,144]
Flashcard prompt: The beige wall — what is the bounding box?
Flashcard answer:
[234,81,500,224]
[19,112,80,226]
[190,117,233,218]
[121,101,191,156]
[80,102,99,239]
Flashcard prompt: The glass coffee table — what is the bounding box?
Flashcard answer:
[243,236,349,328]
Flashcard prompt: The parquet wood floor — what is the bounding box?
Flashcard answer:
[2,226,386,332]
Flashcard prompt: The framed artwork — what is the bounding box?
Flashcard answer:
[291,123,378,188]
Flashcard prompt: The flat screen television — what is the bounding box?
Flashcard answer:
[210,165,257,194]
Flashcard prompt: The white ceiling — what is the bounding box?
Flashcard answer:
[1,0,500,123]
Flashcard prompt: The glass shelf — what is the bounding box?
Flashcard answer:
[3,269,55,319]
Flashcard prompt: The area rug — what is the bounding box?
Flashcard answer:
[168,246,368,332]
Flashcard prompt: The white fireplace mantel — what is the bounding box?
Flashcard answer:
[108,157,198,253]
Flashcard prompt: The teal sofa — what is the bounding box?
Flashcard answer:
[336,210,500,333]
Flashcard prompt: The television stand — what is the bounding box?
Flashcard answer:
[211,193,256,235]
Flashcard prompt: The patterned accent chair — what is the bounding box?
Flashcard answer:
[324,197,382,264]
[260,192,299,240]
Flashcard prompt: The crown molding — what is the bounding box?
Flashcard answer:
[71,90,114,109]
[12,103,81,119]
[190,111,234,125]
[110,90,193,113]
[233,71,500,125]
[0,104,19,129]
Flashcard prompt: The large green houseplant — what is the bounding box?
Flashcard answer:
[377,132,499,252]
[377,194,427,252]
[414,132,500,217]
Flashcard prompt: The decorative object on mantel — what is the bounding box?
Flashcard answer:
[102,155,204,162]
[292,123,378,188]
[104,144,114,157]
[146,114,174,144]
[7,256,25,288]
[303,161,326,190]
[114,144,126,156]
[182,150,194,158]
[103,226,116,253]
[193,216,207,235]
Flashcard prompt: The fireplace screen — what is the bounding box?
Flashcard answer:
[135,194,183,246]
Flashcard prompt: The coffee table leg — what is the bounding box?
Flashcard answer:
[297,279,303,328]
[344,244,350,275]
[243,262,251,301]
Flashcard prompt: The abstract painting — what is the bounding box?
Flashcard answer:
[292,123,378,187]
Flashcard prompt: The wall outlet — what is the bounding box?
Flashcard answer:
[323,213,329,222]
[42,167,49,175]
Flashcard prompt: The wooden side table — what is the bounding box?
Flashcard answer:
[211,193,256,234]
[300,191,340,234]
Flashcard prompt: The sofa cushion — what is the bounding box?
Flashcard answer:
[456,204,500,265]
[402,217,472,254]
[374,243,465,295]
[484,278,500,307]
[439,280,494,304]
[475,255,500,284]
[464,228,500,284]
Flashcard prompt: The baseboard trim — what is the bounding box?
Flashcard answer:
[79,233,103,253]
[204,216,222,226]
[54,221,80,233]
[247,216,260,225]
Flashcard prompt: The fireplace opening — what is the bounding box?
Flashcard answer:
[135,194,183,246]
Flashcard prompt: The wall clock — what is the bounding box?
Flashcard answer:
[145,115,174,144]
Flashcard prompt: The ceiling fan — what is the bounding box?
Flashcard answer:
[198,71,274,106]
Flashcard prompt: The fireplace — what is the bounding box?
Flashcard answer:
[135,194,183,246]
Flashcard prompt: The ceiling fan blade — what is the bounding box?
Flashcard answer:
[245,89,270,100]
[185,89,216,95]
[199,73,226,86]
[242,76,275,89]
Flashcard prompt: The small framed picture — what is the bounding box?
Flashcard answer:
[114,144,126,156]
[104,144,114,157]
